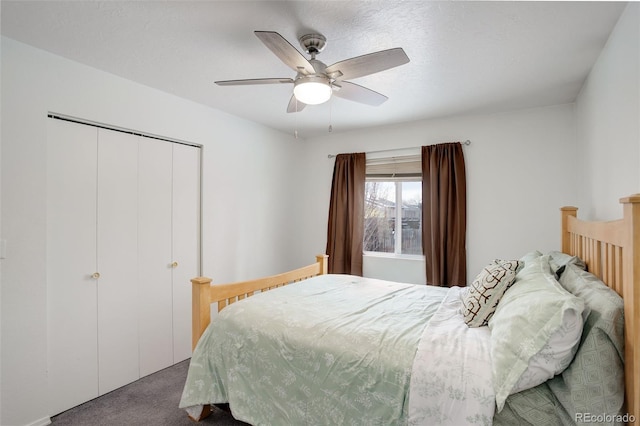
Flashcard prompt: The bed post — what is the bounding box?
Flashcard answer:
[191,276,213,351]
[620,195,640,423]
[317,254,329,275]
[561,206,578,253]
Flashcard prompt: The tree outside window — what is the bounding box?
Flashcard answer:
[364,180,422,255]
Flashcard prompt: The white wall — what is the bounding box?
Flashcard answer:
[2,4,636,424]
[291,4,640,281]
[292,104,580,283]
[576,3,640,220]
[0,37,301,426]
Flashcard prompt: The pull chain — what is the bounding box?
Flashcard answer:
[328,95,333,133]
[294,97,299,139]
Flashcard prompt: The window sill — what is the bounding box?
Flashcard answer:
[363,252,424,261]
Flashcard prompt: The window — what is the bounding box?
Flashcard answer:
[363,155,422,255]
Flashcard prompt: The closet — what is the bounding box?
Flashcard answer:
[46,118,200,415]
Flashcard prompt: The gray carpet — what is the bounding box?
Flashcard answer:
[51,359,249,425]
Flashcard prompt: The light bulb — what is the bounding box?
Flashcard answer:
[293,76,332,105]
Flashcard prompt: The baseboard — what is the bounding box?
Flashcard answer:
[26,416,51,426]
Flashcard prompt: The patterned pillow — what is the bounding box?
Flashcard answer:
[462,260,523,327]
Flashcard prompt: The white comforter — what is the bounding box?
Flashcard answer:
[409,286,495,426]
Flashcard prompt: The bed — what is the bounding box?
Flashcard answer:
[181,195,639,425]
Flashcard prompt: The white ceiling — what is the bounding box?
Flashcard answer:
[1,1,627,138]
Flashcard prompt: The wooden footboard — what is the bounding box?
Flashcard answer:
[191,254,328,350]
[561,195,640,423]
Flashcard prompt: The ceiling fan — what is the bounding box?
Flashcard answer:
[215,31,410,113]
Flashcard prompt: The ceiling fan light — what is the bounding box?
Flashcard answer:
[293,77,332,105]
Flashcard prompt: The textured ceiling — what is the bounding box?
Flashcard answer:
[0,1,627,138]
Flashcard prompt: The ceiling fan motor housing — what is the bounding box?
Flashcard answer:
[299,33,327,55]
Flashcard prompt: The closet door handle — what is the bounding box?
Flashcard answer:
[171,261,179,268]
[91,272,101,279]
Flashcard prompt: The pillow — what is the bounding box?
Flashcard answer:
[548,264,625,418]
[519,250,542,263]
[497,266,624,422]
[462,260,523,327]
[547,250,586,279]
[510,308,583,394]
[488,254,585,412]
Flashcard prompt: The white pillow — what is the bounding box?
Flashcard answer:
[519,250,542,263]
[510,307,584,394]
[547,250,586,279]
[488,254,585,411]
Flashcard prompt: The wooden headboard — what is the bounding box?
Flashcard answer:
[561,194,639,423]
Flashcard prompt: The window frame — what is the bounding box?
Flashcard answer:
[363,175,423,259]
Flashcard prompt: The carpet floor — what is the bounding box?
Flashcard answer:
[50,360,249,425]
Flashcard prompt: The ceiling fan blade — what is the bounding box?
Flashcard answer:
[215,78,293,86]
[332,81,388,106]
[325,48,409,81]
[255,31,315,75]
[287,95,307,113]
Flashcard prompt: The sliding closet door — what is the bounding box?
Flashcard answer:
[47,119,99,415]
[138,138,174,376]
[96,129,139,394]
[172,143,201,363]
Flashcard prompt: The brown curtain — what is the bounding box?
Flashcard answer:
[326,153,366,275]
[422,143,467,287]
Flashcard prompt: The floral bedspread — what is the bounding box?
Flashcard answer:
[409,286,495,426]
[180,276,494,425]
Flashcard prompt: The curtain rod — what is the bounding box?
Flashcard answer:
[327,140,471,159]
